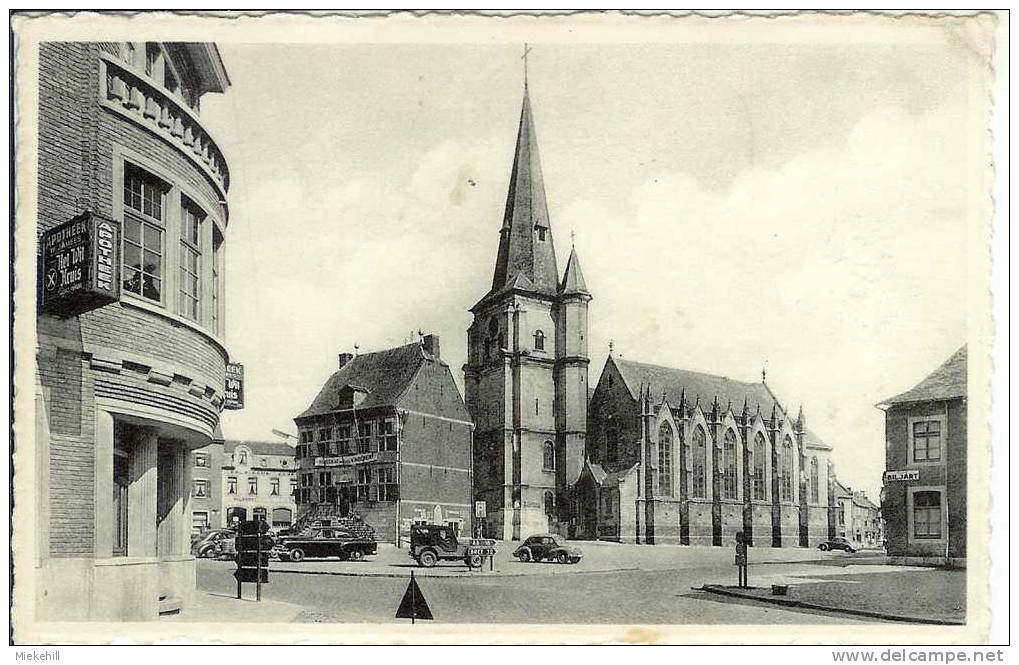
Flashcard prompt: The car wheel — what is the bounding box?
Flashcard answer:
[289,548,305,562]
[557,552,569,564]
[418,549,438,568]
[348,549,364,562]
[518,550,531,563]
[570,557,581,564]
[466,554,483,568]
[819,543,829,551]
[198,546,212,559]
[848,547,856,554]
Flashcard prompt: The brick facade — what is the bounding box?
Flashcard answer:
[34,41,232,620]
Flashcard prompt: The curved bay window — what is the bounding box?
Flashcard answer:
[780,436,795,503]
[752,433,767,500]
[691,426,707,499]
[657,423,673,497]
[722,429,738,500]
[178,198,203,321]
[542,440,555,471]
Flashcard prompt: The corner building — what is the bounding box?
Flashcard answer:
[294,336,473,544]
[34,42,232,619]
[464,88,591,541]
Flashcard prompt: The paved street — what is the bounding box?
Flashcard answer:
[192,543,892,624]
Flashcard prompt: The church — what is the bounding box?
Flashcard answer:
[465,84,833,547]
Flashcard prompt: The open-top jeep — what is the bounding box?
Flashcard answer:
[409,524,495,568]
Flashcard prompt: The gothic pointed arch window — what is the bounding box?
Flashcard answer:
[722,429,738,500]
[533,329,545,351]
[657,423,673,497]
[543,440,555,471]
[691,426,707,499]
[752,433,767,501]
[780,436,795,503]
[809,456,820,503]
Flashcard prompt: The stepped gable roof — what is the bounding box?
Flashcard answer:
[296,342,432,419]
[880,346,967,407]
[222,440,295,457]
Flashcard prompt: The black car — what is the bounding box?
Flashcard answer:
[274,526,377,562]
[513,534,583,564]
[818,536,857,553]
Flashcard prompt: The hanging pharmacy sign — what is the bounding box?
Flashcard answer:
[41,212,121,317]
[224,363,245,410]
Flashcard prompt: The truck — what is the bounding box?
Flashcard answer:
[273,526,377,562]
[409,523,496,568]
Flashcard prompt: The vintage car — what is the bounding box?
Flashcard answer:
[409,524,493,568]
[513,534,583,564]
[191,528,236,559]
[818,536,857,553]
[274,526,377,562]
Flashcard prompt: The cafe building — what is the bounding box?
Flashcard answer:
[293,336,474,544]
[33,41,233,620]
[878,346,967,567]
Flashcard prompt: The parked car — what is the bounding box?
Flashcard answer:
[818,536,857,553]
[513,534,583,564]
[274,526,377,562]
[191,528,235,559]
[409,524,490,568]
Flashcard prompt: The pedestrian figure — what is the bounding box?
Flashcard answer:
[735,530,749,588]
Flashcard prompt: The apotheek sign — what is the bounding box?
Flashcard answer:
[41,212,121,316]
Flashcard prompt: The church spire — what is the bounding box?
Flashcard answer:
[490,83,559,297]
[559,245,589,295]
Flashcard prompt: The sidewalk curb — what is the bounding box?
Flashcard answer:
[697,584,964,625]
[272,566,642,579]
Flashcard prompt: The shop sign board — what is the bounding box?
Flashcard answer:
[224,363,244,410]
[883,469,920,482]
[315,452,377,467]
[41,212,121,316]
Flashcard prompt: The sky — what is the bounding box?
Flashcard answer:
[202,36,976,501]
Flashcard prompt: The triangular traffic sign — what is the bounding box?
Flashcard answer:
[395,572,433,622]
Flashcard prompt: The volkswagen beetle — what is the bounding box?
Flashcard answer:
[513,534,583,564]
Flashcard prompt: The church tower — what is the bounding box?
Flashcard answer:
[465,84,590,541]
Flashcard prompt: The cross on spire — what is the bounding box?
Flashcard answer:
[570,229,576,248]
[521,43,533,89]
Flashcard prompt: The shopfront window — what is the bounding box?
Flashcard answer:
[113,449,130,556]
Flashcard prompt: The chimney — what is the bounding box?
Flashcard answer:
[422,334,440,359]
[338,352,354,369]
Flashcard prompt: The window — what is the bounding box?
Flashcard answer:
[752,433,767,501]
[211,228,223,334]
[657,424,673,497]
[318,428,331,442]
[121,42,137,66]
[336,425,353,454]
[356,467,370,501]
[357,422,372,453]
[113,449,130,556]
[809,457,820,503]
[544,491,555,516]
[543,441,555,471]
[377,467,399,501]
[177,200,203,321]
[237,449,248,465]
[248,477,258,495]
[912,491,943,539]
[533,329,545,351]
[227,476,237,495]
[780,436,794,503]
[122,165,166,303]
[193,479,208,497]
[722,429,738,500]
[536,226,547,241]
[691,426,707,499]
[912,419,943,462]
[605,423,618,464]
[290,477,298,496]
[192,511,209,533]
[380,419,398,452]
[270,478,280,496]
[194,452,208,467]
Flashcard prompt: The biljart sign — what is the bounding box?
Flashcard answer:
[41,212,121,316]
[883,469,920,482]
